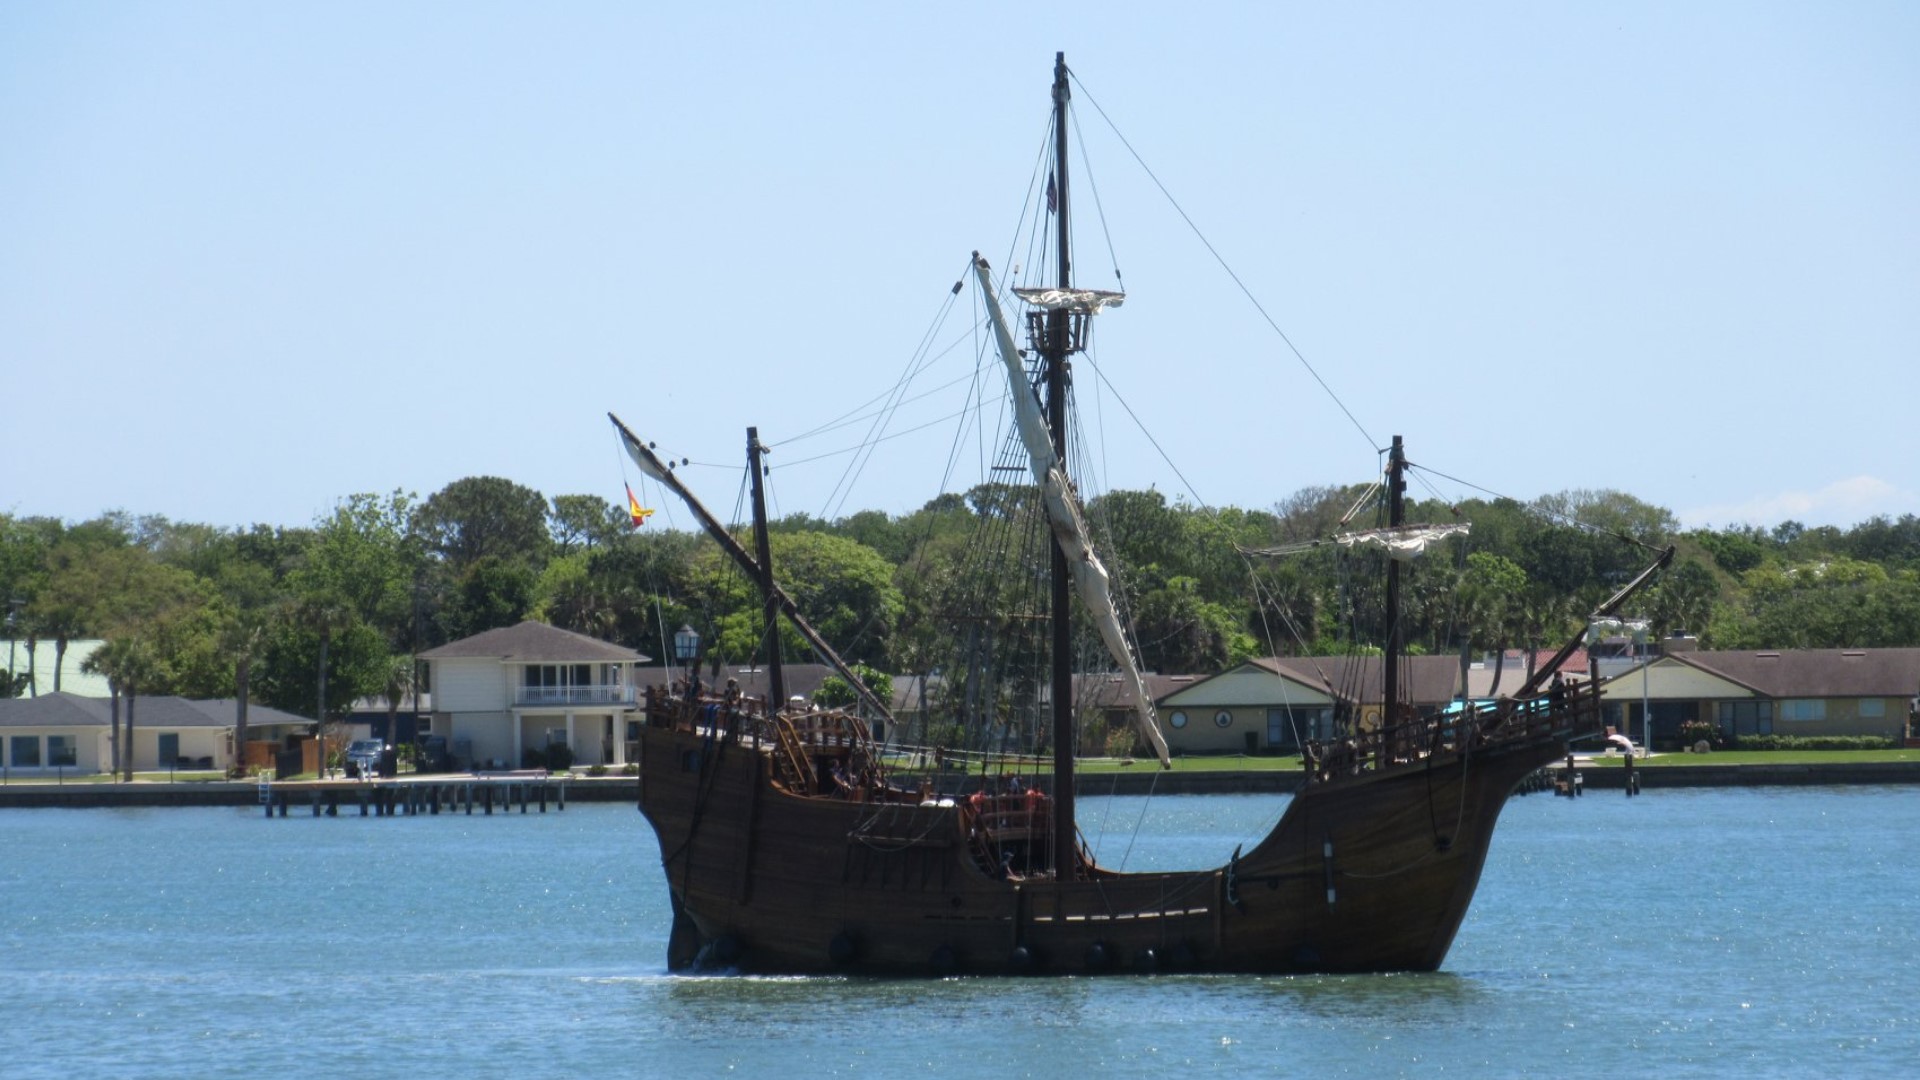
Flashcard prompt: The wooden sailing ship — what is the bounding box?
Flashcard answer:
[610,54,1671,977]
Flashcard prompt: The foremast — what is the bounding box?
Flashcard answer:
[608,413,890,723]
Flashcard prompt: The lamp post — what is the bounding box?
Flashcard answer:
[673,625,701,704]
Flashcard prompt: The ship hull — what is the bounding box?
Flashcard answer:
[635,719,1571,976]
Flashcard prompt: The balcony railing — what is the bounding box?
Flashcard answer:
[514,685,637,708]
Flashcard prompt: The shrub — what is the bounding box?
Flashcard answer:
[521,747,547,770]
[1677,719,1721,751]
[621,763,640,776]
[546,744,574,772]
[1737,734,1898,752]
[587,763,608,777]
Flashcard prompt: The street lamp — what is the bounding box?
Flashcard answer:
[673,625,701,702]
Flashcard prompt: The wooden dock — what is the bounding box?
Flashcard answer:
[258,772,572,817]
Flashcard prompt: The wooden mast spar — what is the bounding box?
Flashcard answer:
[608,412,890,723]
[1044,51,1076,880]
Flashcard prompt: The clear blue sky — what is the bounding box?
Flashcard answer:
[4,2,1914,534]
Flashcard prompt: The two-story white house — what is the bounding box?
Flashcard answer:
[419,621,649,770]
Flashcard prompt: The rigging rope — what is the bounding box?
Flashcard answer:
[1068,68,1380,460]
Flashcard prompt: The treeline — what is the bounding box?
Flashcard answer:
[5,477,1918,720]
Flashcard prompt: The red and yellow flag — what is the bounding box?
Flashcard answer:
[626,484,655,528]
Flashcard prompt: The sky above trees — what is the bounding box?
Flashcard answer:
[3,3,1914,532]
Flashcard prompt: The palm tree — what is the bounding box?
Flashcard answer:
[220,613,268,777]
[86,637,160,781]
[379,653,417,764]
[80,640,126,777]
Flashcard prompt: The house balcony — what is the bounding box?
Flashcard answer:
[513,685,637,708]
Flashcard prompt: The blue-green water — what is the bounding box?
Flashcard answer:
[3,788,1916,1078]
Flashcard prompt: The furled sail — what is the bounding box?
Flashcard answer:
[1011,287,1125,313]
[1243,522,1470,562]
[973,256,1172,768]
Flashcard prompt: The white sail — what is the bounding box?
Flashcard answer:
[1333,522,1470,561]
[1243,522,1470,562]
[974,256,1172,768]
[1012,287,1125,313]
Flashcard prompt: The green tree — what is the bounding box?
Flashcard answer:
[415,476,552,572]
[550,494,625,555]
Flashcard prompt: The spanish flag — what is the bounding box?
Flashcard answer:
[626,484,655,528]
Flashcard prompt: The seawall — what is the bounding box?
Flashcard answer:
[3,760,1917,808]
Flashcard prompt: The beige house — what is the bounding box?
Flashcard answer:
[1156,655,1466,755]
[0,692,313,776]
[1599,648,1920,748]
[419,621,649,770]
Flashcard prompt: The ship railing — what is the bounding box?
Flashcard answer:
[1302,679,1607,786]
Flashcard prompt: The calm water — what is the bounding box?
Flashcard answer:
[3,787,1916,1078]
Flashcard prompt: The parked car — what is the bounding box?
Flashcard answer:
[346,739,385,778]
[417,735,451,773]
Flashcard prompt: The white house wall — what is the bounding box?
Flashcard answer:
[433,659,512,713]
[445,710,512,769]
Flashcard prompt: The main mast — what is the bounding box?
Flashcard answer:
[1044,51,1076,879]
[1383,435,1405,723]
[748,427,785,709]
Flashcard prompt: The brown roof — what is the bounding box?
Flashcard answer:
[418,621,649,664]
[1258,655,1464,705]
[1670,648,1920,698]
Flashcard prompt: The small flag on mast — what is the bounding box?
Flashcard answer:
[1045,171,1057,214]
[626,484,655,528]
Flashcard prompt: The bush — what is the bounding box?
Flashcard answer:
[1677,719,1721,751]
[545,744,574,772]
[521,747,547,770]
[1736,734,1898,752]
[621,763,640,776]
[586,763,608,777]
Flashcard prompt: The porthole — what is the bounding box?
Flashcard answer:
[1168,711,1188,729]
[1214,710,1233,728]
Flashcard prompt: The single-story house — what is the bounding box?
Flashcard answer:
[1156,655,1467,755]
[0,692,314,776]
[1599,648,1920,748]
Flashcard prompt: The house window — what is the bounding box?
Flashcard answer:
[47,736,76,767]
[1167,711,1188,729]
[1213,710,1233,728]
[1859,699,1886,718]
[1717,700,1773,737]
[10,735,40,768]
[1780,699,1826,722]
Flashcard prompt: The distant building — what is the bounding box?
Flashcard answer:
[419,621,649,770]
[0,692,314,775]
[2,639,112,698]
[1599,648,1920,747]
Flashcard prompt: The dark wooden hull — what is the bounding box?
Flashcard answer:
[635,705,1588,976]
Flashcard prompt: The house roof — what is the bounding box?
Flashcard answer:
[1258,655,1465,705]
[418,621,650,664]
[0,693,314,729]
[1668,648,1920,698]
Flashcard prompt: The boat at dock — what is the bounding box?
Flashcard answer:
[609,53,1671,977]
